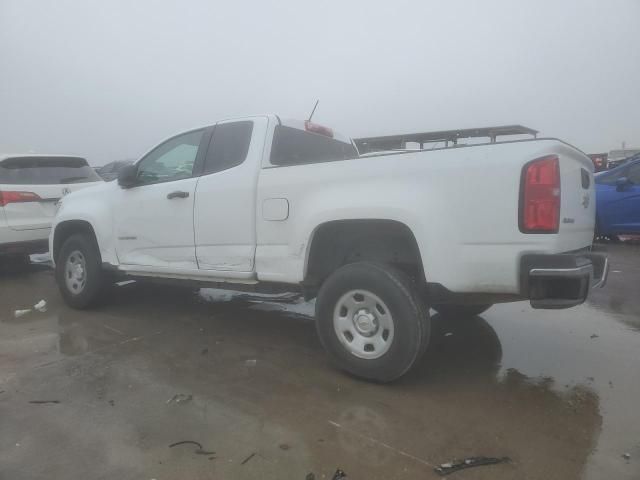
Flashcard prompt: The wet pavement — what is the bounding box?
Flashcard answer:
[0,244,638,480]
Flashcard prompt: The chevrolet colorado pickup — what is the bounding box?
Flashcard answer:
[51,115,608,381]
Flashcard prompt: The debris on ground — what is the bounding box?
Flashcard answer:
[444,332,453,337]
[332,469,347,479]
[622,453,631,460]
[33,300,47,312]
[241,452,256,465]
[28,400,60,404]
[168,440,214,455]
[279,443,290,450]
[245,359,257,367]
[305,473,316,480]
[590,334,599,339]
[609,381,614,388]
[434,456,511,476]
[14,309,32,318]
[108,400,115,406]
[166,393,193,405]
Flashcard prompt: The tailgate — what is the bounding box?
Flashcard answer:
[556,147,596,251]
[1,182,98,231]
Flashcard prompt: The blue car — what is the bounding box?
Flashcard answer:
[595,158,640,239]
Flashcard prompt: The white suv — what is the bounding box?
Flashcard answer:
[0,154,102,260]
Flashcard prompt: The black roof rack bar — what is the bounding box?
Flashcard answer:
[354,124,538,153]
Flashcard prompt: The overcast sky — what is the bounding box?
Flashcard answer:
[1,0,639,165]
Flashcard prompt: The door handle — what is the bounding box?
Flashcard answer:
[167,191,189,199]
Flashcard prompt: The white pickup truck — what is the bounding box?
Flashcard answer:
[51,115,608,381]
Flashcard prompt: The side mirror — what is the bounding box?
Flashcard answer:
[117,164,139,188]
[616,176,631,191]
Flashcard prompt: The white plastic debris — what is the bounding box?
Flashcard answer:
[14,309,32,318]
[444,332,454,337]
[34,300,47,312]
[623,453,631,460]
[166,393,193,404]
[245,359,257,367]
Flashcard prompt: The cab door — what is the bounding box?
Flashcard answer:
[596,162,640,234]
[114,128,208,269]
[194,117,266,273]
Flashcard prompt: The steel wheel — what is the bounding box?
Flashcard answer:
[333,289,395,359]
[64,250,87,295]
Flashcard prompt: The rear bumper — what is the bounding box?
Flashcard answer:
[520,252,608,309]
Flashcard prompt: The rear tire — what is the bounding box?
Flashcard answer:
[433,303,492,318]
[55,233,109,309]
[316,262,430,382]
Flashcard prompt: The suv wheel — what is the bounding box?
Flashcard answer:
[56,233,109,309]
[316,262,429,382]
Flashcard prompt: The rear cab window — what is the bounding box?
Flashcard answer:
[270,125,358,166]
[0,156,101,184]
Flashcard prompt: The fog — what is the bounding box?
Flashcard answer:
[1,0,639,165]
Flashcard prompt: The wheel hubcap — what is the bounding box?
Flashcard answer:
[333,290,394,359]
[64,250,87,295]
[354,310,378,336]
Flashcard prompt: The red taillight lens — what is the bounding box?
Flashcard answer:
[0,191,42,207]
[520,155,560,233]
[304,120,334,138]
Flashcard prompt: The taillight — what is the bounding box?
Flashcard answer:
[520,155,560,233]
[304,120,334,138]
[0,191,42,207]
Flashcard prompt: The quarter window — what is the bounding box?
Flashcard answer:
[203,121,253,174]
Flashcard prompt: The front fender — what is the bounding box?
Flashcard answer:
[51,183,118,266]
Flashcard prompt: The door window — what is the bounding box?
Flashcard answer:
[627,163,640,184]
[597,168,629,186]
[202,121,253,175]
[137,129,204,185]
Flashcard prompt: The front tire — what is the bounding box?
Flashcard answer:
[433,303,492,318]
[316,262,429,382]
[55,233,109,309]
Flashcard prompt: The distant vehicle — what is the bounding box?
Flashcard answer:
[588,153,608,173]
[0,155,102,260]
[50,116,606,382]
[607,149,640,169]
[96,160,134,181]
[595,157,640,239]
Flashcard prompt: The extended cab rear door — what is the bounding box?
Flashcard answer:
[0,156,101,230]
[193,117,268,273]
